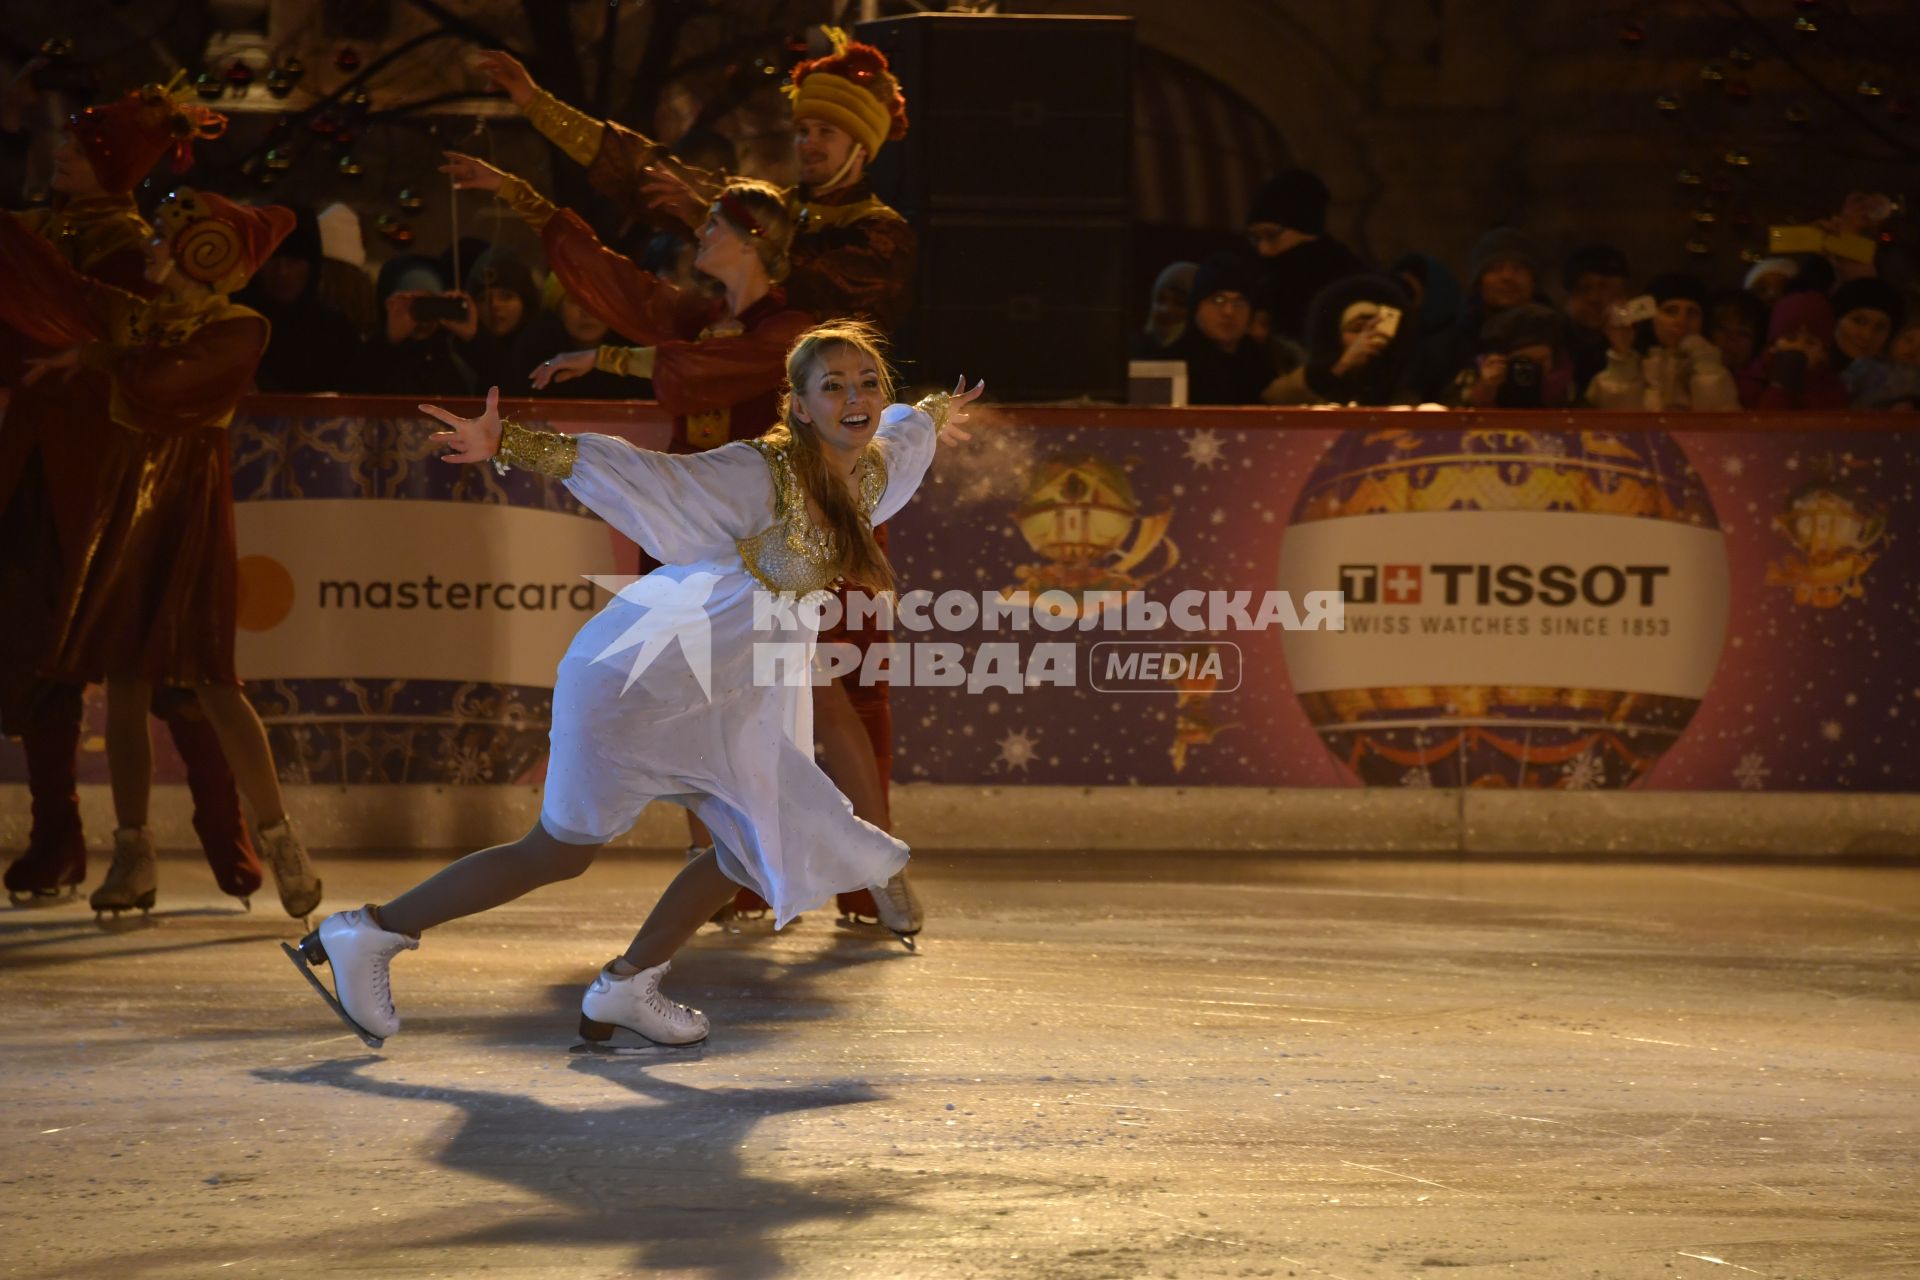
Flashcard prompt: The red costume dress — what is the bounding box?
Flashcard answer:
[0,87,260,902]
[519,37,918,905]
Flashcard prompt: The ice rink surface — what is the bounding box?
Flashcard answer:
[2,850,1915,1279]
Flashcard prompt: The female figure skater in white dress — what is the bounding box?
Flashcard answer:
[285,320,982,1047]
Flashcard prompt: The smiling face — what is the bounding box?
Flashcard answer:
[791,342,886,456]
[793,117,861,189]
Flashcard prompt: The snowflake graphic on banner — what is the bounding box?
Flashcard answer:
[1732,753,1770,790]
[1182,428,1225,469]
[1561,748,1605,791]
[996,728,1040,772]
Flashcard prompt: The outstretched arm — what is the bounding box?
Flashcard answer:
[421,387,774,563]
[870,377,985,525]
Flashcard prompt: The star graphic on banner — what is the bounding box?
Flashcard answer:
[585,572,722,699]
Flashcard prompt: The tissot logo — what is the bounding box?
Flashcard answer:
[1337,563,1672,608]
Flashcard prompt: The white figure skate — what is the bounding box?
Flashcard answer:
[579,959,709,1047]
[283,907,417,1049]
[90,826,157,919]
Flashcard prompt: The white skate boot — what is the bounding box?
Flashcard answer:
[282,907,417,1048]
[90,826,157,918]
[579,959,709,1047]
[866,870,924,951]
[258,817,323,921]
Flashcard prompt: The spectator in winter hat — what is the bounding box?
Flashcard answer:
[1844,308,1920,410]
[1561,243,1630,391]
[1263,274,1416,407]
[1589,271,1738,411]
[1244,168,1369,342]
[370,254,475,396]
[1161,252,1274,405]
[1410,226,1547,402]
[1830,277,1904,368]
[1461,303,1575,409]
[1831,280,1916,409]
[1705,288,1770,375]
[1133,260,1197,357]
[456,246,541,381]
[238,206,368,392]
[1738,289,1847,411]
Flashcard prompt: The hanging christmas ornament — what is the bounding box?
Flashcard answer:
[1739,248,1764,265]
[335,47,362,73]
[1784,103,1811,126]
[1617,22,1646,48]
[1685,237,1713,257]
[1700,62,1726,85]
[308,111,341,137]
[397,187,425,213]
[1677,167,1705,187]
[1888,96,1914,121]
[264,147,295,172]
[1793,16,1819,36]
[39,36,75,60]
[224,62,254,96]
[333,126,357,147]
[1729,44,1757,69]
[193,72,224,101]
[1692,208,1718,226]
[337,154,364,179]
[1722,149,1753,168]
[347,89,373,110]
[266,57,304,99]
[1857,80,1885,99]
[1728,80,1753,103]
[1656,94,1682,115]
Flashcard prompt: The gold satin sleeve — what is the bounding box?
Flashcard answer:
[496,174,558,232]
[525,87,606,168]
[595,345,657,380]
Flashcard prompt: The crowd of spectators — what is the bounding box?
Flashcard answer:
[1141,170,1919,412]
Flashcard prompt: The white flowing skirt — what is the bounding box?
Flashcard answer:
[538,563,908,926]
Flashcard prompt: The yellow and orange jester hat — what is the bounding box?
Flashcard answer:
[784,27,909,159]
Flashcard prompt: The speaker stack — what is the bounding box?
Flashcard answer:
[857,14,1134,403]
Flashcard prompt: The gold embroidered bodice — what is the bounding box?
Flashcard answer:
[736,439,886,596]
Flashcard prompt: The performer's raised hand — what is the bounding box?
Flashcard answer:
[531,349,596,389]
[422,386,504,464]
[469,50,536,108]
[640,165,711,228]
[938,376,987,446]
[440,151,507,193]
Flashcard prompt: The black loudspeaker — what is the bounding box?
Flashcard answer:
[858,14,1134,402]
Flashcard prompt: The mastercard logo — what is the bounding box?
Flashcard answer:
[235,555,296,631]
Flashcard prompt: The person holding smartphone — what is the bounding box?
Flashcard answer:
[369,255,476,395]
[1262,275,1415,406]
[1588,272,1738,411]
[1738,289,1848,411]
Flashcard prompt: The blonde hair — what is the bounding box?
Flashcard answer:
[766,320,897,593]
[713,178,795,284]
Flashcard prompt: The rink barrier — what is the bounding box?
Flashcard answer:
[6,783,1915,860]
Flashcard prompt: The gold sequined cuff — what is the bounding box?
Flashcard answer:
[492,419,578,478]
[525,87,606,168]
[496,174,557,231]
[914,391,954,433]
[596,345,656,379]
